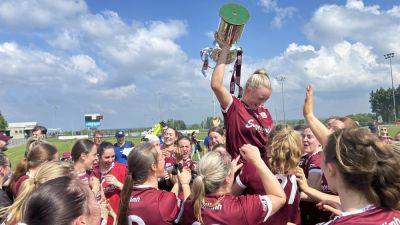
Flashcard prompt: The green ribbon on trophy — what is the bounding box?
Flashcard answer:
[201,3,250,97]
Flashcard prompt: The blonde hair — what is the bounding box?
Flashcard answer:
[1,161,72,224]
[191,151,232,225]
[245,69,272,91]
[269,127,302,174]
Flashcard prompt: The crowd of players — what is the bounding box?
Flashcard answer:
[0,39,399,224]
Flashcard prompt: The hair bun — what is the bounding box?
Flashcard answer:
[254,69,269,77]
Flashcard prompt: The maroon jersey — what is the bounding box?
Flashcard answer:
[128,185,180,225]
[236,163,301,225]
[12,174,29,196]
[223,95,273,162]
[298,153,309,172]
[93,162,127,225]
[182,194,272,225]
[301,151,333,225]
[318,206,400,225]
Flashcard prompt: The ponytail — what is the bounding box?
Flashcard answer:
[118,174,134,225]
[191,176,206,225]
[325,128,400,210]
[1,162,71,224]
[190,151,232,225]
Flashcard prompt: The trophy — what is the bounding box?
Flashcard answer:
[201,3,250,76]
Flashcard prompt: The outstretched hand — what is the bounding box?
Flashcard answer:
[303,85,314,119]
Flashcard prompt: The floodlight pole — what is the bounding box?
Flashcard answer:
[384,53,396,122]
[277,76,286,124]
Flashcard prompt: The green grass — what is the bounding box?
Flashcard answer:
[5,131,209,169]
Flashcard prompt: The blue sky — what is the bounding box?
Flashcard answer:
[0,0,399,130]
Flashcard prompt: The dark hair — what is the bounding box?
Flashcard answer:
[32,126,47,135]
[325,128,400,210]
[21,176,93,225]
[293,124,307,133]
[97,141,114,157]
[177,135,192,146]
[207,127,224,136]
[71,139,95,162]
[118,142,158,225]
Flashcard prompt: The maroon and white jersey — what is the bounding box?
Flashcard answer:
[236,163,300,225]
[165,155,175,173]
[93,162,127,225]
[223,95,273,162]
[318,205,400,225]
[303,151,331,193]
[128,185,180,225]
[298,153,309,172]
[182,194,272,225]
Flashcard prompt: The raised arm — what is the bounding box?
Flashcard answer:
[210,33,233,110]
[239,144,286,215]
[303,85,331,146]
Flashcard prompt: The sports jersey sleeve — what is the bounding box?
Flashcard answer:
[158,191,180,223]
[221,95,237,116]
[235,165,249,189]
[240,195,273,224]
[308,154,322,175]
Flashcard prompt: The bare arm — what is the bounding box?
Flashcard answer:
[240,144,286,216]
[296,167,339,203]
[210,33,233,110]
[303,85,331,146]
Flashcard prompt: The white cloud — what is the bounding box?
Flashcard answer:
[0,0,87,30]
[48,30,80,50]
[305,0,400,53]
[100,84,136,99]
[259,0,297,28]
[0,42,107,87]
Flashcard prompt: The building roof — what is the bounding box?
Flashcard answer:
[7,122,38,129]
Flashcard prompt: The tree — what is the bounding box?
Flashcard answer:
[369,87,400,123]
[0,112,7,131]
[166,119,187,130]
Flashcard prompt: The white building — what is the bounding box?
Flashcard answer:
[7,122,38,139]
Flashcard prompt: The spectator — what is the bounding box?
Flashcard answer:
[32,125,47,139]
[93,130,104,148]
[114,131,134,164]
[0,133,11,152]
[0,152,12,208]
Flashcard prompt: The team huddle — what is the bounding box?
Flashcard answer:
[0,37,399,225]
